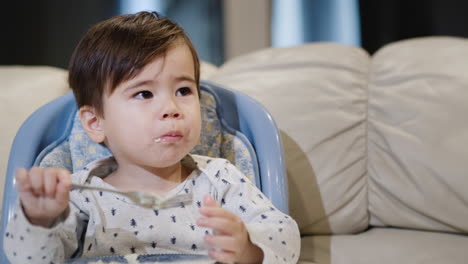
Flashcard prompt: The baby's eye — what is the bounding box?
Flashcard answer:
[134,91,153,99]
[175,87,192,96]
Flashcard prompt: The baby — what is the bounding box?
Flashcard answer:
[3,11,300,264]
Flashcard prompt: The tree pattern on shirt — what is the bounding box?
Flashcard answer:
[3,157,299,264]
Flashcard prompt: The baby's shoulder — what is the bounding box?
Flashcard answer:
[191,154,247,185]
[71,156,116,185]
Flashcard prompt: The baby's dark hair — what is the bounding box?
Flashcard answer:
[68,11,200,116]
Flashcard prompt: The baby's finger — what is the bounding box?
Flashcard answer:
[55,169,71,201]
[199,206,237,221]
[197,217,237,235]
[208,248,236,264]
[29,167,45,196]
[204,234,238,252]
[203,194,219,207]
[43,169,58,198]
[15,168,31,192]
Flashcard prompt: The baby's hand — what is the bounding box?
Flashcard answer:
[15,167,72,227]
[197,195,263,264]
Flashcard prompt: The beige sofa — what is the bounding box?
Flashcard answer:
[209,37,468,264]
[2,36,468,263]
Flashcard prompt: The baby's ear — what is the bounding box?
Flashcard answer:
[79,106,105,143]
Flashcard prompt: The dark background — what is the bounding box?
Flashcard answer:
[1,1,119,68]
[359,0,468,54]
[0,0,223,68]
[1,0,468,68]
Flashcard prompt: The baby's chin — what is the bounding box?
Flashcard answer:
[150,154,190,168]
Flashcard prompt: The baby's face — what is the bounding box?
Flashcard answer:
[99,43,201,169]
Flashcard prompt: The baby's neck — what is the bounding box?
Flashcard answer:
[103,162,191,195]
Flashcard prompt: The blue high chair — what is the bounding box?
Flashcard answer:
[0,81,287,263]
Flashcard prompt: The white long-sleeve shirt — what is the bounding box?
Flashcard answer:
[4,154,300,264]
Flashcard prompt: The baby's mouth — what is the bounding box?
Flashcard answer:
[154,131,183,143]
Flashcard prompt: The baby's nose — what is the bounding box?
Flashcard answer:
[162,112,180,119]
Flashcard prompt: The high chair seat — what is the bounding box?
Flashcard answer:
[0,81,287,264]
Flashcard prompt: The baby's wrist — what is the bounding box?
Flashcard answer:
[28,217,56,228]
[21,204,66,228]
[240,242,264,264]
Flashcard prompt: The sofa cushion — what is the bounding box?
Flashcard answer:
[210,43,370,235]
[0,66,69,211]
[299,227,468,264]
[368,37,468,233]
